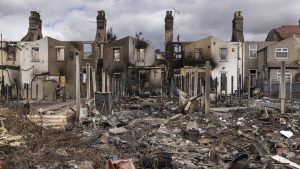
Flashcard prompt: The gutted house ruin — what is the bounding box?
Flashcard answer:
[0,11,101,101]
[103,36,166,98]
[18,37,97,100]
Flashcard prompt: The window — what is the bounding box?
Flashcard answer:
[83,43,92,59]
[175,53,182,59]
[220,72,227,92]
[82,67,86,83]
[8,52,15,60]
[7,45,16,61]
[219,48,228,61]
[173,44,182,59]
[174,44,181,53]
[155,53,161,59]
[137,48,145,61]
[249,43,257,58]
[113,48,121,61]
[277,70,291,80]
[249,69,257,77]
[155,49,161,59]
[31,47,39,61]
[195,48,200,61]
[275,48,288,59]
[249,69,257,87]
[195,48,203,61]
[249,69,257,76]
[56,47,65,61]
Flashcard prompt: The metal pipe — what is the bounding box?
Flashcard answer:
[1,33,3,101]
[75,52,80,122]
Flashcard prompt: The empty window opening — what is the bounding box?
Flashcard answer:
[113,48,121,61]
[56,47,65,61]
[31,47,39,61]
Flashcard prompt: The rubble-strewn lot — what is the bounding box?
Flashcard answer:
[0,97,299,169]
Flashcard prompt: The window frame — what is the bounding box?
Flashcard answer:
[219,48,228,62]
[83,43,93,59]
[275,48,288,59]
[195,48,200,61]
[249,69,257,78]
[249,43,257,59]
[31,47,40,62]
[277,70,291,80]
[113,48,121,62]
[173,44,182,59]
[55,46,65,61]
[137,48,145,62]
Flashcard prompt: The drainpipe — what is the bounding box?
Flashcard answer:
[1,33,3,101]
[75,52,80,122]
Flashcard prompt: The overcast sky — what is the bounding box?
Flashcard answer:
[0,0,300,50]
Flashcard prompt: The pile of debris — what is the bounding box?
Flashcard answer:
[0,96,299,168]
[91,98,300,168]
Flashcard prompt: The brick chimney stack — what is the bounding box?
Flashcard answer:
[21,11,43,41]
[165,11,174,44]
[95,10,107,42]
[231,11,244,42]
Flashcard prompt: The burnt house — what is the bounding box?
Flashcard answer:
[0,11,102,101]
[103,36,165,98]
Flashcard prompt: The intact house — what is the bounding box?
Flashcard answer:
[257,35,300,85]
[102,36,166,99]
[243,41,276,90]
[266,22,300,41]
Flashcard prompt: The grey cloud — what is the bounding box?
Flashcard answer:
[0,0,300,49]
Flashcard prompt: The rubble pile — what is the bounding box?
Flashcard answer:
[0,98,299,168]
[74,97,300,168]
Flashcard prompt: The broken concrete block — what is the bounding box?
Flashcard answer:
[280,130,293,138]
[109,127,128,135]
[271,155,300,169]
[106,159,135,169]
[186,121,198,130]
[197,137,210,144]
[157,126,170,135]
[275,142,289,155]
[100,132,110,144]
[80,108,88,119]
[79,161,94,169]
